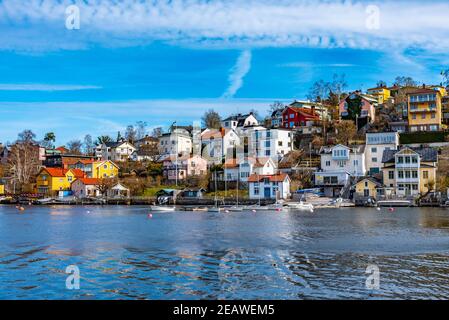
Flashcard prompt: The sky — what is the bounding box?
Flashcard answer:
[1,0,449,145]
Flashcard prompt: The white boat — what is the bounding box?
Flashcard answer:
[226,206,243,212]
[208,207,223,212]
[149,206,176,212]
[286,201,314,212]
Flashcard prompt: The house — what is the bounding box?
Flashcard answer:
[163,155,208,181]
[367,86,391,104]
[71,178,101,198]
[67,160,119,178]
[0,179,5,195]
[407,87,443,132]
[107,183,130,198]
[270,108,285,128]
[134,135,158,149]
[223,157,277,182]
[249,128,294,160]
[95,140,137,162]
[339,92,377,129]
[35,168,85,196]
[180,188,206,199]
[288,100,330,121]
[44,154,95,169]
[221,112,259,131]
[248,173,291,200]
[381,147,438,196]
[353,177,384,202]
[282,105,320,129]
[365,132,399,175]
[314,144,366,198]
[201,128,240,164]
[158,130,192,157]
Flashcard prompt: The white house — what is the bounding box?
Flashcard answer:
[71,178,101,198]
[95,140,137,162]
[201,128,240,164]
[158,130,192,157]
[249,128,294,160]
[223,157,277,182]
[365,132,399,175]
[222,113,259,131]
[315,144,366,198]
[248,173,291,200]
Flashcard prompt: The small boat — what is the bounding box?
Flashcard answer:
[286,201,314,212]
[226,206,243,212]
[208,207,223,212]
[377,200,413,207]
[242,205,272,211]
[192,207,208,212]
[149,206,176,212]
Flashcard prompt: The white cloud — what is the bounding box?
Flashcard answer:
[0,84,101,91]
[1,1,449,52]
[221,50,252,98]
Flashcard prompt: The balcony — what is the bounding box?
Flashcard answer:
[409,107,437,113]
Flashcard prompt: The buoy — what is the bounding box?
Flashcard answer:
[252,209,257,213]
[276,208,282,212]
[147,213,153,218]
[225,210,230,213]
[376,207,381,211]
[389,207,395,212]
[19,207,25,211]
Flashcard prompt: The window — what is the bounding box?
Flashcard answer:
[371,147,377,153]
[431,113,436,119]
[389,171,394,179]
[423,171,429,179]
[397,156,404,164]
[412,114,417,120]
[372,157,377,163]
[421,113,426,119]
[68,176,73,182]
[290,114,294,119]
[405,171,411,178]
[338,161,346,167]
[278,141,283,146]
[398,171,404,179]
[325,161,331,167]
[412,157,418,164]
[412,171,418,179]
[364,189,370,197]
[405,157,411,164]
[265,150,271,156]
[353,160,358,166]
[365,181,368,187]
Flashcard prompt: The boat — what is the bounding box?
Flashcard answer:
[208,207,223,212]
[377,199,413,207]
[286,201,314,212]
[149,206,176,212]
[192,207,208,212]
[226,206,243,212]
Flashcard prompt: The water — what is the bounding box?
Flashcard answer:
[1,205,449,299]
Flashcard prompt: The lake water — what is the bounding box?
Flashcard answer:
[1,205,449,299]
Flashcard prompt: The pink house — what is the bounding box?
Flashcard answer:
[163,155,208,181]
[339,92,377,128]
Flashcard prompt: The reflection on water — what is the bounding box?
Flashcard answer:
[1,205,449,299]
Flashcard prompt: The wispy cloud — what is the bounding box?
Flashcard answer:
[0,84,101,91]
[221,50,252,99]
[279,62,357,68]
[1,1,449,53]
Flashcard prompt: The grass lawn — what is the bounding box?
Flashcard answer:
[206,189,249,199]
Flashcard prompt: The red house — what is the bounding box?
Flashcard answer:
[282,106,320,129]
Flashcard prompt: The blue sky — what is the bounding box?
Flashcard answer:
[1,0,449,145]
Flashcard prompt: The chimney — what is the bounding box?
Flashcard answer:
[311,106,316,115]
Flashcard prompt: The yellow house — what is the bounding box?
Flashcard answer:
[67,160,119,178]
[0,183,5,195]
[36,168,85,196]
[407,88,442,132]
[382,147,437,196]
[355,178,383,199]
[367,87,391,104]
[92,160,119,178]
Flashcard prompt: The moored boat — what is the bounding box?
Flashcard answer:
[149,205,176,212]
[286,201,314,212]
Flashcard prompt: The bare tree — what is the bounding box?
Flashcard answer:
[394,76,418,87]
[7,142,41,192]
[307,80,330,102]
[96,177,117,197]
[202,109,222,129]
[335,120,357,145]
[17,130,36,143]
[328,74,347,103]
[67,140,83,155]
[125,125,137,143]
[135,121,148,140]
[151,127,163,138]
[268,101,285,114]
[83,134,95,155]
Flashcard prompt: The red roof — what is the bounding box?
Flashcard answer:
[43,168,67,177]
[56,146,69,153]
[223,158,238,168]
[285,107,320,120]
[70,169,85,178]
[78,178,100,185]
[248,173,289,183]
